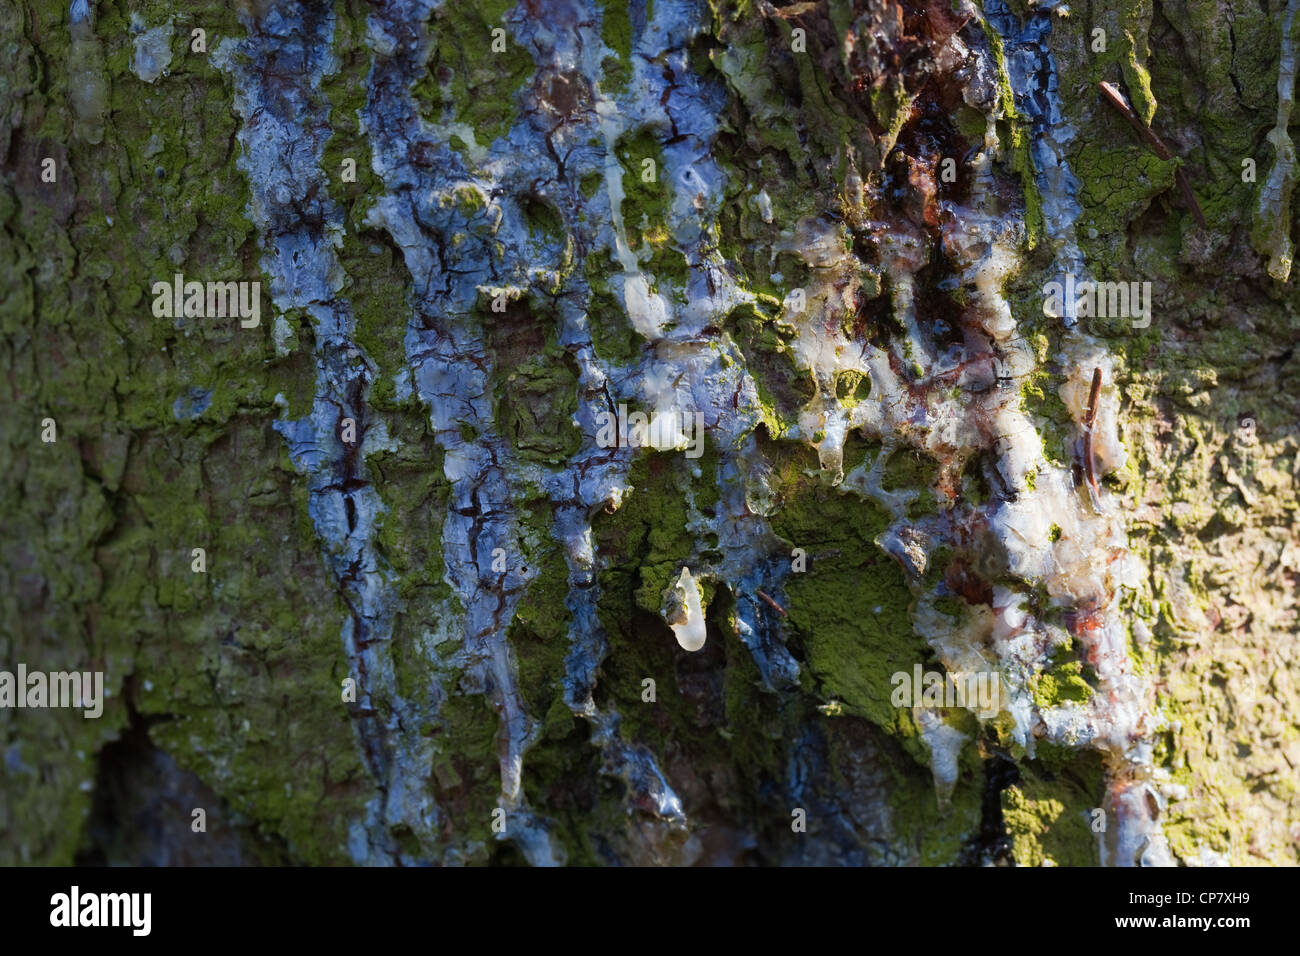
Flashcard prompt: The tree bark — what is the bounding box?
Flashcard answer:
[1,0,1297,866]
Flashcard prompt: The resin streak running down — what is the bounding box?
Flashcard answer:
[215,2,433,864]
[211,0,1168,865]
[983,0,1170,866]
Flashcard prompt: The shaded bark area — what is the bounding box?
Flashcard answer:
[77,700,292,865]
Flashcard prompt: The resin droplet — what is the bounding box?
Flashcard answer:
[667,568,707,653]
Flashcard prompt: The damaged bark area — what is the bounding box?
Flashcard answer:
[2,0,1297,868]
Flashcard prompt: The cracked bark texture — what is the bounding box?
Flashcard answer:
[1,0,1297,866]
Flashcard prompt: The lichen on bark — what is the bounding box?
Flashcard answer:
[1,0,1297,867]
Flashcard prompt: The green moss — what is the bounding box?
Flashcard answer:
[584,255,642,367]
[320,0,380,226]
[1074,144,1176,269]
[429,684,508,858]
[1018,352,1073,467]
[599,1,633,95]
[368,422,452,606]
[615,126,681,285]
[519,192,562,240]
[834,368,871,405]
[704,6,847,218]
[595,452,695,619]
[880,447,940,518]
[342,240,413,402]
[416,1,534,161]
[1032,643,1096,707]
[134,426,374,864]
[1032,667,1093,707]
[499,352,581,461]
[514,716,614,865]
[509,510,574,719]
[769,471,926,734]
[1088,0,1159,125]
[885,746,985,864]
[1002,769,1101,866]
[724,301,815,435]
[579,170,604,200]
[484,302,582,464]
[933,595,965,619]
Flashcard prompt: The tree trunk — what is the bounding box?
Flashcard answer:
[1,0,1297,866]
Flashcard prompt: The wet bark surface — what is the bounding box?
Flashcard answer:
[1,0,1297,866]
